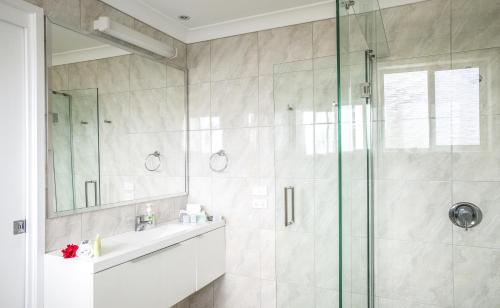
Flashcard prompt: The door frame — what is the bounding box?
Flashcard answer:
[0,0,45,307]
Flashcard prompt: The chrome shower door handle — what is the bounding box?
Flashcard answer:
[85,180,98,208]
[284,186,295,226]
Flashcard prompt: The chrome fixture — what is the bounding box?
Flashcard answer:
[209,150,228,172]
[449,202,483,231]
[284,186,295,226]
[341,0,355,9]
[84,180,98,207]
[135,214,155,232]
[145,150,161,171]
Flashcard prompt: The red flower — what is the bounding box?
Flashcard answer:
[61,244,79,258]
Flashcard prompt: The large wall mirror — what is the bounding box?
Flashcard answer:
[46,19,187,217]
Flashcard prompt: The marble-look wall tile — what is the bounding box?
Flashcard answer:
[43,0,80,30]
[167,66,186,87]
[81,204,136,239]
[273,69,314,126]
[187,42,211,85]
[260,229,276,280]
[313,19,337,58]
[188,130,212,177]
[258,23,313,75]
[129,88,165,133]
[276,231,314,284]
[376,239,453,307]
[165,86,187,131]
[50,65,68,91]
[188,83,211,130]
[211,177,275,229]
[211,128,259,178]
[377,297,445,308]
[316,288,338,308]
[261,280,277,308]
[98,92,130,135]
[211,33,258,81]
[188,177,212,207]
[274,125,315,179]
[315,233,339,290]
[97,55,130,94]
[211,77,258,129]
[454,245,500,308]
[313,61,337,124]
[451,0,500,52]
[376,180,452,243]
[45,214,82,252]
[225,226,261,278]
[381,0,451,59]
[214,274,261,308]
[276,282,314,308]
[172,39,188,68]
[378,149,452,181]
[314,178,338,237]
[258,75,275,126]
[314,124,337,179]
[68,60,98,90]
[452,181,500,249]
[130,54,167,90]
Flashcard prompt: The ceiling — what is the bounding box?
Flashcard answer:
[139,0,328,28]
[51,23,105,54]
[101,0,424,43]
[50,23,129,65]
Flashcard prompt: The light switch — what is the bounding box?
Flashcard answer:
[252,185,268,196]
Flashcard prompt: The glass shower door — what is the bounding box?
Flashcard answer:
[273,59,318,307]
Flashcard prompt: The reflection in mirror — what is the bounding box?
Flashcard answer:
[47,20,187,217]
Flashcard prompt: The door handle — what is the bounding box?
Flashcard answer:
[284,186,295,226]
[85,180,98,207]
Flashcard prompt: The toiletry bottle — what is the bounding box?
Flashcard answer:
[94,234,102,257]
[146,204,156,225]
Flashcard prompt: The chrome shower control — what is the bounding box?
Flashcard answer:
[449,202,482,231]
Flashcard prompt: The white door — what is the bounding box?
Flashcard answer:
[0,1,44,307]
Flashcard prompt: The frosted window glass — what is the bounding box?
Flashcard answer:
[383,71,429,149]
[435,68,480,146]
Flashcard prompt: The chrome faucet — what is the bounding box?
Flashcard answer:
[135,214,155,231]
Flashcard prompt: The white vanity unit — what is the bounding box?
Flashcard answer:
[45,220,225,308]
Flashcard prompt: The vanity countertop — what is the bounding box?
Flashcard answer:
[45,219,226,273]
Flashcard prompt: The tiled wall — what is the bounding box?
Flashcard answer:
[374,0,500,307]
[46,195,187,251]
[50,55,186,208]
[39,0,189,252]
[180,19,340,308]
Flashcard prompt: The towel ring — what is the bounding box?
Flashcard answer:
[209,150,228,172]
[145,151,161,171]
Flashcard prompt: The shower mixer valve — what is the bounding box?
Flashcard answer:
[449,202,483,231]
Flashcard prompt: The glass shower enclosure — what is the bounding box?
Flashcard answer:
[274,0,499,307]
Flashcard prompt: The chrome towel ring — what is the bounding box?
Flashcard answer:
[145,150,161,171]
[209,150,228,172]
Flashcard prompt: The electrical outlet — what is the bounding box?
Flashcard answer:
[252,199,268,209]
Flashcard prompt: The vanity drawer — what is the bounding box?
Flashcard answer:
[94,238,197,308]
[196,227,225,289]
